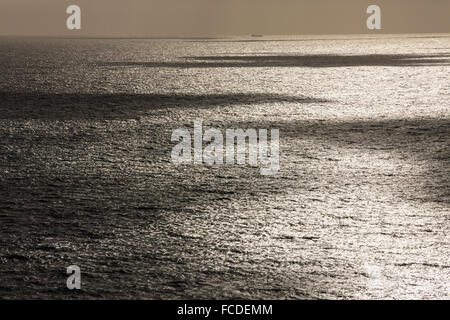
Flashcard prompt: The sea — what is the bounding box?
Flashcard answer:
[0,34,449,299]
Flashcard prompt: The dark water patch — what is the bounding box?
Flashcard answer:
[101,54,450,69]
[2,254,29,261]
[0,92,328,120]
[394,262,449,269]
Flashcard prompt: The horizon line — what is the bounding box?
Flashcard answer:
[1,32,450,40]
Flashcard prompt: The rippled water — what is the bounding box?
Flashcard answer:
[0,35,449,299]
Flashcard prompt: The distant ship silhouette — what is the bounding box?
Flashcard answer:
[251,34,263,38]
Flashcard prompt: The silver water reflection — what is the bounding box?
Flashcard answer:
[0,35,449,299]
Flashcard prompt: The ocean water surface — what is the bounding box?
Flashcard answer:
[0,35,449,299]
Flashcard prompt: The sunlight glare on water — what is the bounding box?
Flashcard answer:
[0,35,448,299]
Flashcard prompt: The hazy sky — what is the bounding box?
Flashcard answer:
[0,0,449,36]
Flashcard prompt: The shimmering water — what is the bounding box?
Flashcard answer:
[0,35,449,299]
